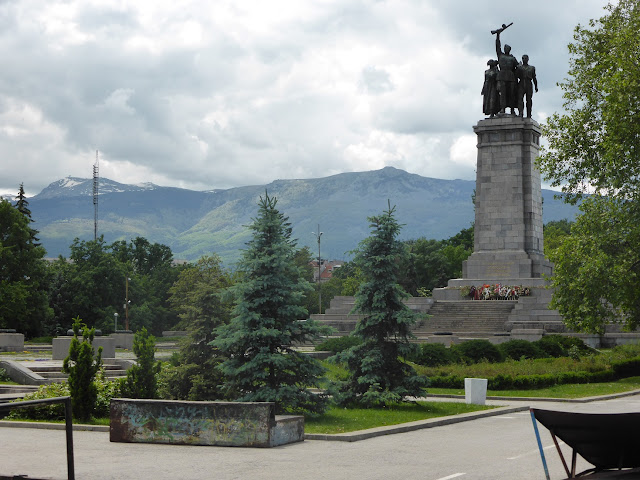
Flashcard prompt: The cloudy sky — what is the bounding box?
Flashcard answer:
[0,0,609,197]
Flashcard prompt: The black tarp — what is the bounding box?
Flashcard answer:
[531,409,640,471]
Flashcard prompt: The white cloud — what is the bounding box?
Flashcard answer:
[0,0,609,195]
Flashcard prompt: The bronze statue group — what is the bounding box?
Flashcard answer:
[482,23,538,118]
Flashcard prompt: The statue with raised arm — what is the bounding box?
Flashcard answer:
[493,23,518,115]
[517,54,538,118]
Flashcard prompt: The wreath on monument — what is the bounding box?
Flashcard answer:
[460,284,531,300]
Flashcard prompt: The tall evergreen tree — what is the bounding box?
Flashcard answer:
[0,198,51,337]
[14,183,39,245]
[334,202,427,407]
[212,192,329,414]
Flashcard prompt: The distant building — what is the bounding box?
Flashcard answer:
[310,259,345,282]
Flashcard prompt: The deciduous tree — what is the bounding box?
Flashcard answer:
[537,1,640,332]
[0,197,51,337]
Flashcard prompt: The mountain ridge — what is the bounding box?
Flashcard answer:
[27,167,579,265]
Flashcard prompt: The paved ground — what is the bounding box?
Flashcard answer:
[3,394,640,480]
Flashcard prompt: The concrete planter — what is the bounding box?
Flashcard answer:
[110,399,304,447]
[465,378,488,405]
[0,332,24,352]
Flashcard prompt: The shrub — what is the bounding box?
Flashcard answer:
[7,382,70,420]
[612,356,640,377]
[120,328,161,399]
[94,370,122,418]
[6,370,121,421]
[534,336,567,357]
[0,368,11,382]
[411,343,455,367]
[551,335,595,355]
[315,336,363,354]
[62,317,103,421]
[498,340,546,360]
[453,340,503,364]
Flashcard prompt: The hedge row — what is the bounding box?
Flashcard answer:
[429,356,640,390]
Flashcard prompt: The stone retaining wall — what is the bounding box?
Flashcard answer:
[110,398,304,447]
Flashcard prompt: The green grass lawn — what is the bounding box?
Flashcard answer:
[427,376,640,399]
[304,401,493,434]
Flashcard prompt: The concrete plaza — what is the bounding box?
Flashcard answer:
[2,394,640,480]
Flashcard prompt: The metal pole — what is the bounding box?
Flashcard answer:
[64,397,75,480]
[317,225,322,314]
[125,277,130,331]
[530,409,550,480]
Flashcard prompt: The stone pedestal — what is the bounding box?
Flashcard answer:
[110,331,134,350]
[434,117,553,300]
[0,332,24,352]
[52,336,116,360]
[463,116,552,283]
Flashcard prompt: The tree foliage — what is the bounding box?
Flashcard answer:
[539,1,640,201]
[0,196,51,337]
[121,327,161,399]
[47,236,181,335]
[334,202,427,407]
[212,192,329,413]
[162,255,233,400]
[537,1,640,333]
[548,198,640,333]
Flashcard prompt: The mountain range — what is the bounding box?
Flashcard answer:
[23,167,580,265]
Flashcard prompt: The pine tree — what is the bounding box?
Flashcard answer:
[62,317,103,421]
[14,183,39,244]
[212,192,329,414]
[334,202,427,407]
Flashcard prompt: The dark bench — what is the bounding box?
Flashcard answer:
[110,398,304,447]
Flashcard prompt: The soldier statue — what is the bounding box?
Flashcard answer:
[517,54,538,117]
[494,24,518,115]
[482,59,500,117]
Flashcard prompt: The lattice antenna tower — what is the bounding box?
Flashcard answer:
[93,150,99,241]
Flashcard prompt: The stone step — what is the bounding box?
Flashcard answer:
[23,344,52,352]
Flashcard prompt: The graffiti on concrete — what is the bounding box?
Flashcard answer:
[111,399,275,447]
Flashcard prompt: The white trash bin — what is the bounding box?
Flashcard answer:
[464,378,488,405]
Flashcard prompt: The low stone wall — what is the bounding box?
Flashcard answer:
[52,336,116,360]
[110,399,304,447]
[0,332,24,352]
[110,332,134,350]
[0,360,47,385]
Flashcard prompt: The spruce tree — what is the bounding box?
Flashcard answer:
[212,192,328,414]
[335,202,427,407]
[14,183,39,244]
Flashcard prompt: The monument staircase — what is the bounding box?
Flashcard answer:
[2,359,130,386]
[412,300,516,339]
[312,296,519,342]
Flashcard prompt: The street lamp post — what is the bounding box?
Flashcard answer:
[312,225,323,314]
[125,277,131,331]
[114,312,119,332]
